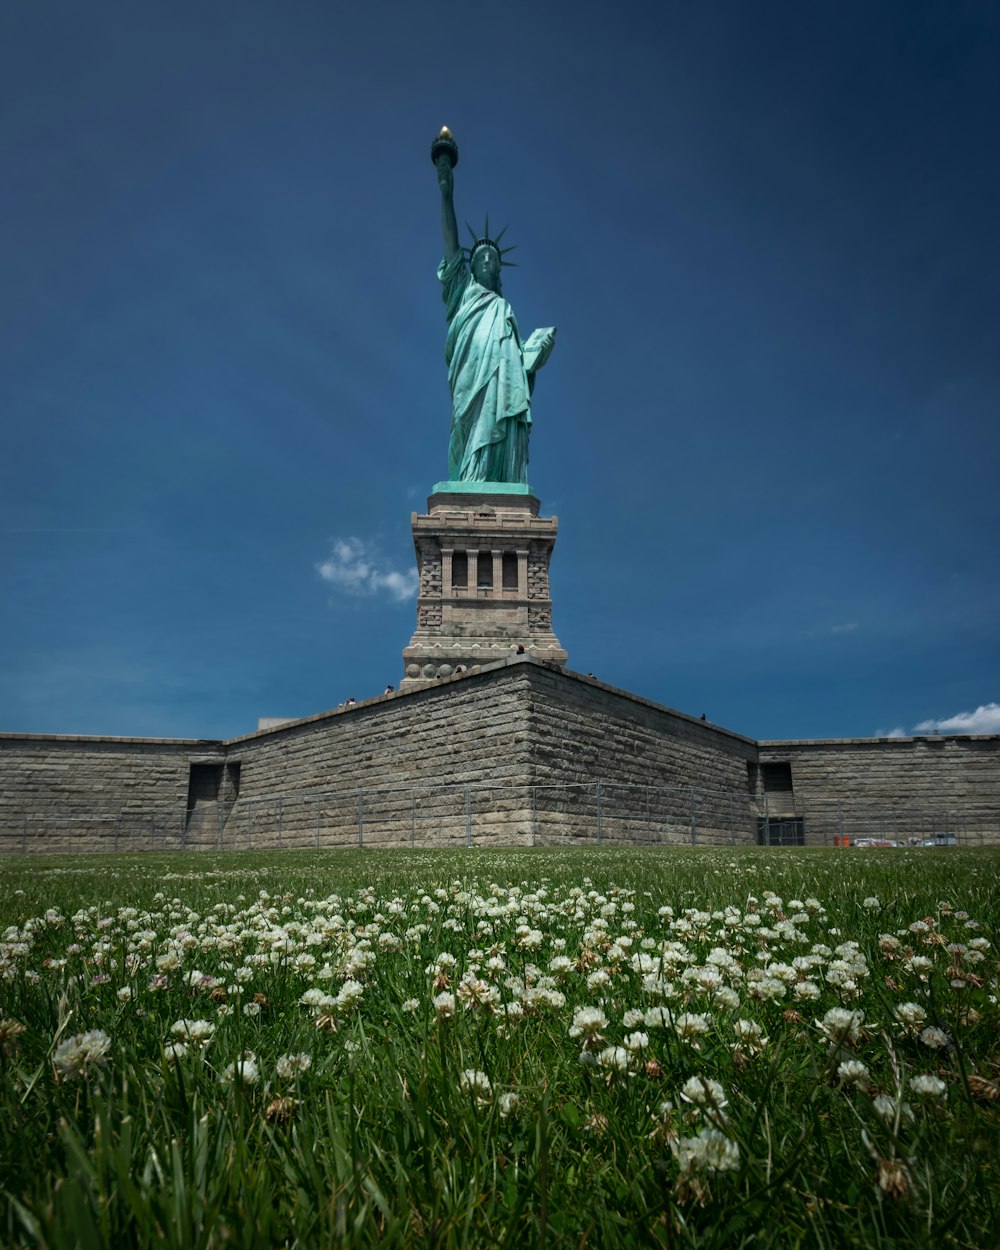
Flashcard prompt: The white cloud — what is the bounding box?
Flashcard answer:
[874,725,909,739]
[831,622,859,634]
[912,702,1000,735]
[316,537,418,603]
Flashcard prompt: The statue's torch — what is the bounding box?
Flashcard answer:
[430,126,458,168]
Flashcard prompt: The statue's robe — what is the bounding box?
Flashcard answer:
[438,252,531,484]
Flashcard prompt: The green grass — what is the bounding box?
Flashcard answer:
[1,846,997,1248]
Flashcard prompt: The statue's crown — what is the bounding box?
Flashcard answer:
[465,217,517,268]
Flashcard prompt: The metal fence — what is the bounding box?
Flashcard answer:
[1,782,995,855]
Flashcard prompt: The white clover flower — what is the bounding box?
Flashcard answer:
[401,997,420,1013]
[673,1128,740,1174]
[522,986,566,1011]
[680,1076,727,1110]
[569,1006,608,1039]
[276,1052,312,1080]
[674,1013,711,1040]
[919,1026,949,1049]
[53,1030,111,1079]
[498,1091,520,1118]
[623,1008,646,1028]
[749,977,786,1002]
[116,986,133,1002]
[221,1054,259,1086]
[893,1002,927,1029]
[162,1041,189,1065]
[794,980,822,1002]
[299,988,336,1010]
[862,897,881,911]
[586,969,611,991]
[170,1018,215,1044]
[336,979,365,1010]
[624,1030,650,1052]
[597,1045,629,1072]
[909,1074,947,1100]
[836,1059,870,1087]
[433,991,457,1019]
[816,1007,864,1043]
[458,1069,492,1099]
[907,955,934,974]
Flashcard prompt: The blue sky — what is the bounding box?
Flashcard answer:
[1,0,998,741]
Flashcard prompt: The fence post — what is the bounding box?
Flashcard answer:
[595,781,603,844]
[357,792,364,847]
[689,789,697,845]
[465,784,472,847]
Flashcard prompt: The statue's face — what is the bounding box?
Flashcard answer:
[471,247,501,292]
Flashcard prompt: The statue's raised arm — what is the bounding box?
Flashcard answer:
[432,128,460,260]
[430,128,555,487]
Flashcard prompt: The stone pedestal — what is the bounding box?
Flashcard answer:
[401,487,568,689]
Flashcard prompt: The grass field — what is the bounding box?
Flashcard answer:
[1,846,997,1248]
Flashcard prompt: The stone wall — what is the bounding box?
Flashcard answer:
[759,737,1000,844]
[224,666,535,849]
[0,733,210,853]
[2,659,998,852]
[521,665,759,847]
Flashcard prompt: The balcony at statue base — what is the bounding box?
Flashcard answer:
[401,485,568,689]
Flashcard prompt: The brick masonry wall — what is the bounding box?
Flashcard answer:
[759,738,1000,844]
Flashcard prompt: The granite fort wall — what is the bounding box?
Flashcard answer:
[3,659,997,851]
[758,737,1000,845]
[0,734,213,853]
[520,665,760,846]
[0,666,539,853]
[224,665,535,848]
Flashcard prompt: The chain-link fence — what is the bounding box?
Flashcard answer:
[2,782,995,854]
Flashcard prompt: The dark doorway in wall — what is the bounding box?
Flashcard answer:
[186,763,221,813]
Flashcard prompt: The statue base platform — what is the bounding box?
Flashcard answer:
[401,489,567,689]
[432,480,534,496]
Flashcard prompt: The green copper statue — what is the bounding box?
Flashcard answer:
[432,128,556,486]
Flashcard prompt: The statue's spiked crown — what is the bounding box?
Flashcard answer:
[467,217,517,269]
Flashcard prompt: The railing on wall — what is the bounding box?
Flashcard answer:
[1,782,996,855]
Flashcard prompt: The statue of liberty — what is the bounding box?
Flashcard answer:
[432,128,556,485]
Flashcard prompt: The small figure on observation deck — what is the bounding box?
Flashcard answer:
[432,127,556,485]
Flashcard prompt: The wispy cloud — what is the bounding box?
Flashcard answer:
[831,622,859,634]
[913,702,1000,735]
[316,537,418,603]
[874,725,909,738]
